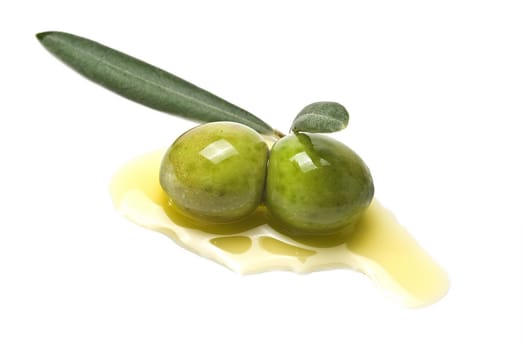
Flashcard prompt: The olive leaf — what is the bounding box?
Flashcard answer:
[36,31,275,135]
[291,102,349,133]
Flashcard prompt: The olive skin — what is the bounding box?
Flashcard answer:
[265,133,374,235]
[160,122,269,222]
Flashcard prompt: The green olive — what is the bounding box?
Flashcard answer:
[265,133,374,235]
[160,122,269,222]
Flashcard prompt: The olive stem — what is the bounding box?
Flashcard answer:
[273,129,286,139]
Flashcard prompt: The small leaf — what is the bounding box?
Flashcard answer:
[291,102,349,133]
[36,31,275,135]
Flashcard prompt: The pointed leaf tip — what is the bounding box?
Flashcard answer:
[36,31,53,42]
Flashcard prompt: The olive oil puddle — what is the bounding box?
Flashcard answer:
[110,150,449,308]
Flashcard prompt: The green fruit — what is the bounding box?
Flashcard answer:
[265,133,374,235]
[160,122,269,222]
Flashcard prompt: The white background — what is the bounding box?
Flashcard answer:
[1,1,522,349]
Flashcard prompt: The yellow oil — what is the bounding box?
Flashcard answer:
[211,236,252,254]
[110,150,449,308]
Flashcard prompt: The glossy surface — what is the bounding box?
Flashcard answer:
[111,150,449,308]
[265,133,374,235]
[160,122,268,222]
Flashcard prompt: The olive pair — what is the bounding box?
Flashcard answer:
[160,122,374,235]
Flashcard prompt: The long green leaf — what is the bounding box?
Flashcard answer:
[36,31,275,135]
[291,102,349,133]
